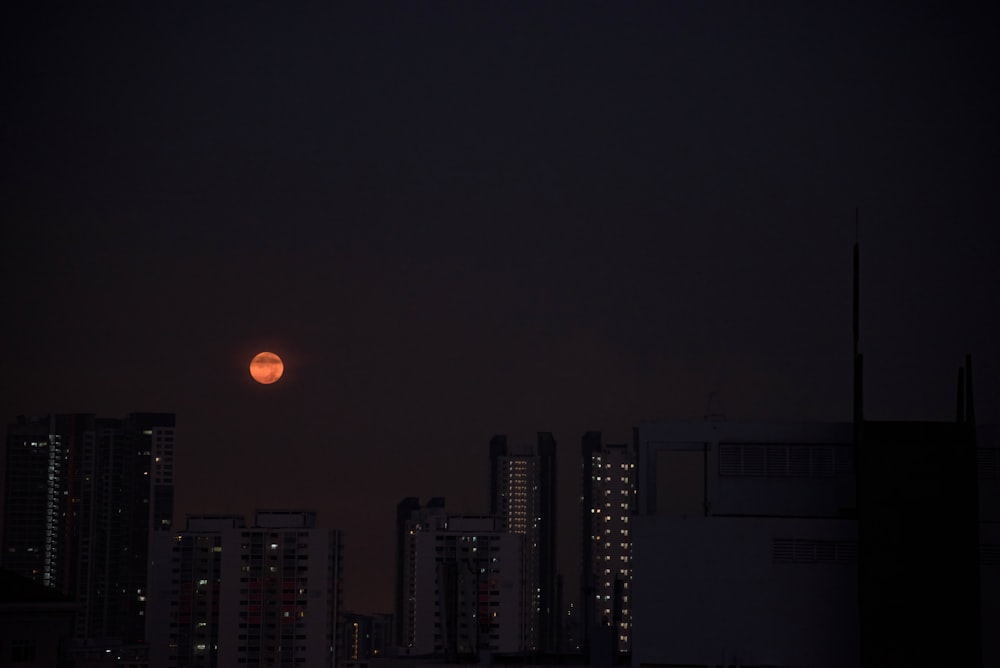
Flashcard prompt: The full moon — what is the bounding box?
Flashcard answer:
[249,351,284,384]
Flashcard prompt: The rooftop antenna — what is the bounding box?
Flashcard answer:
[965,353,976,427]
[853,207,860,362]
[704,391,726,422]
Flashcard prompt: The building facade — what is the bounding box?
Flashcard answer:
[580,431,635,658]
[631,420,859,668]
[150,511,343,668]
[148,515,244,668]
[395,497,447,651]
[398,510,523,657]
[339,611,393,665]
[489,433,557,654]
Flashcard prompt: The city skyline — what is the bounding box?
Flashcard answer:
[3,1,998,619]
[5,407,993,664]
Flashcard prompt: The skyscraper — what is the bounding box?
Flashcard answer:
[2,412,176,646]
[489,432,557,654]
[2,414,87,594]
[580,431,635,658]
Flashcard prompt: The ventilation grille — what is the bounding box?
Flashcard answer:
[982,544,1000,567]
[979,448,999,480]
[720,444,849,477]
[773,538,857,564]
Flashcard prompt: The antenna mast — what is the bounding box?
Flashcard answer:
[853,207,860,360]
[853,207,864,469]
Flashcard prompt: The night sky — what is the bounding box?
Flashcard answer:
[2,2,998,615]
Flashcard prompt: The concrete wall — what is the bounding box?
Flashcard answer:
[632,516,858,668]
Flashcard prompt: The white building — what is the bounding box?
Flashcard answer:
[147,515,242,667]
[396,498,448,651]
[150,510,343,668]
[631,420,859,668]
[403,513,523,657]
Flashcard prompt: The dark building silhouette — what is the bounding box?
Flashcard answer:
[854,352,981,665]
[489,432,558,654]
[2,412,175,647]
[0,568,77,667]
[2,414,88,595]
[850,230,983,666]
[394,497,420,650]
[856,417,981,667]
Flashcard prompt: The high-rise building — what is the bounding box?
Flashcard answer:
[489,432,557,654]
[580,431,635,658]
[150,511,344,667]
[2,414,85,594]
[2,412,175,647]
[0,568,77,667]
[396,507,523,657]
[147,515,244,668]
[395,497,447,650]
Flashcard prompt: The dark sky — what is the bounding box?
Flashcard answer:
[2,2,998,614]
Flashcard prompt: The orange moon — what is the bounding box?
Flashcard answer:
[249,352,284,384]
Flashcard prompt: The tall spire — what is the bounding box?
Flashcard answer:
[853,207,864,469]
